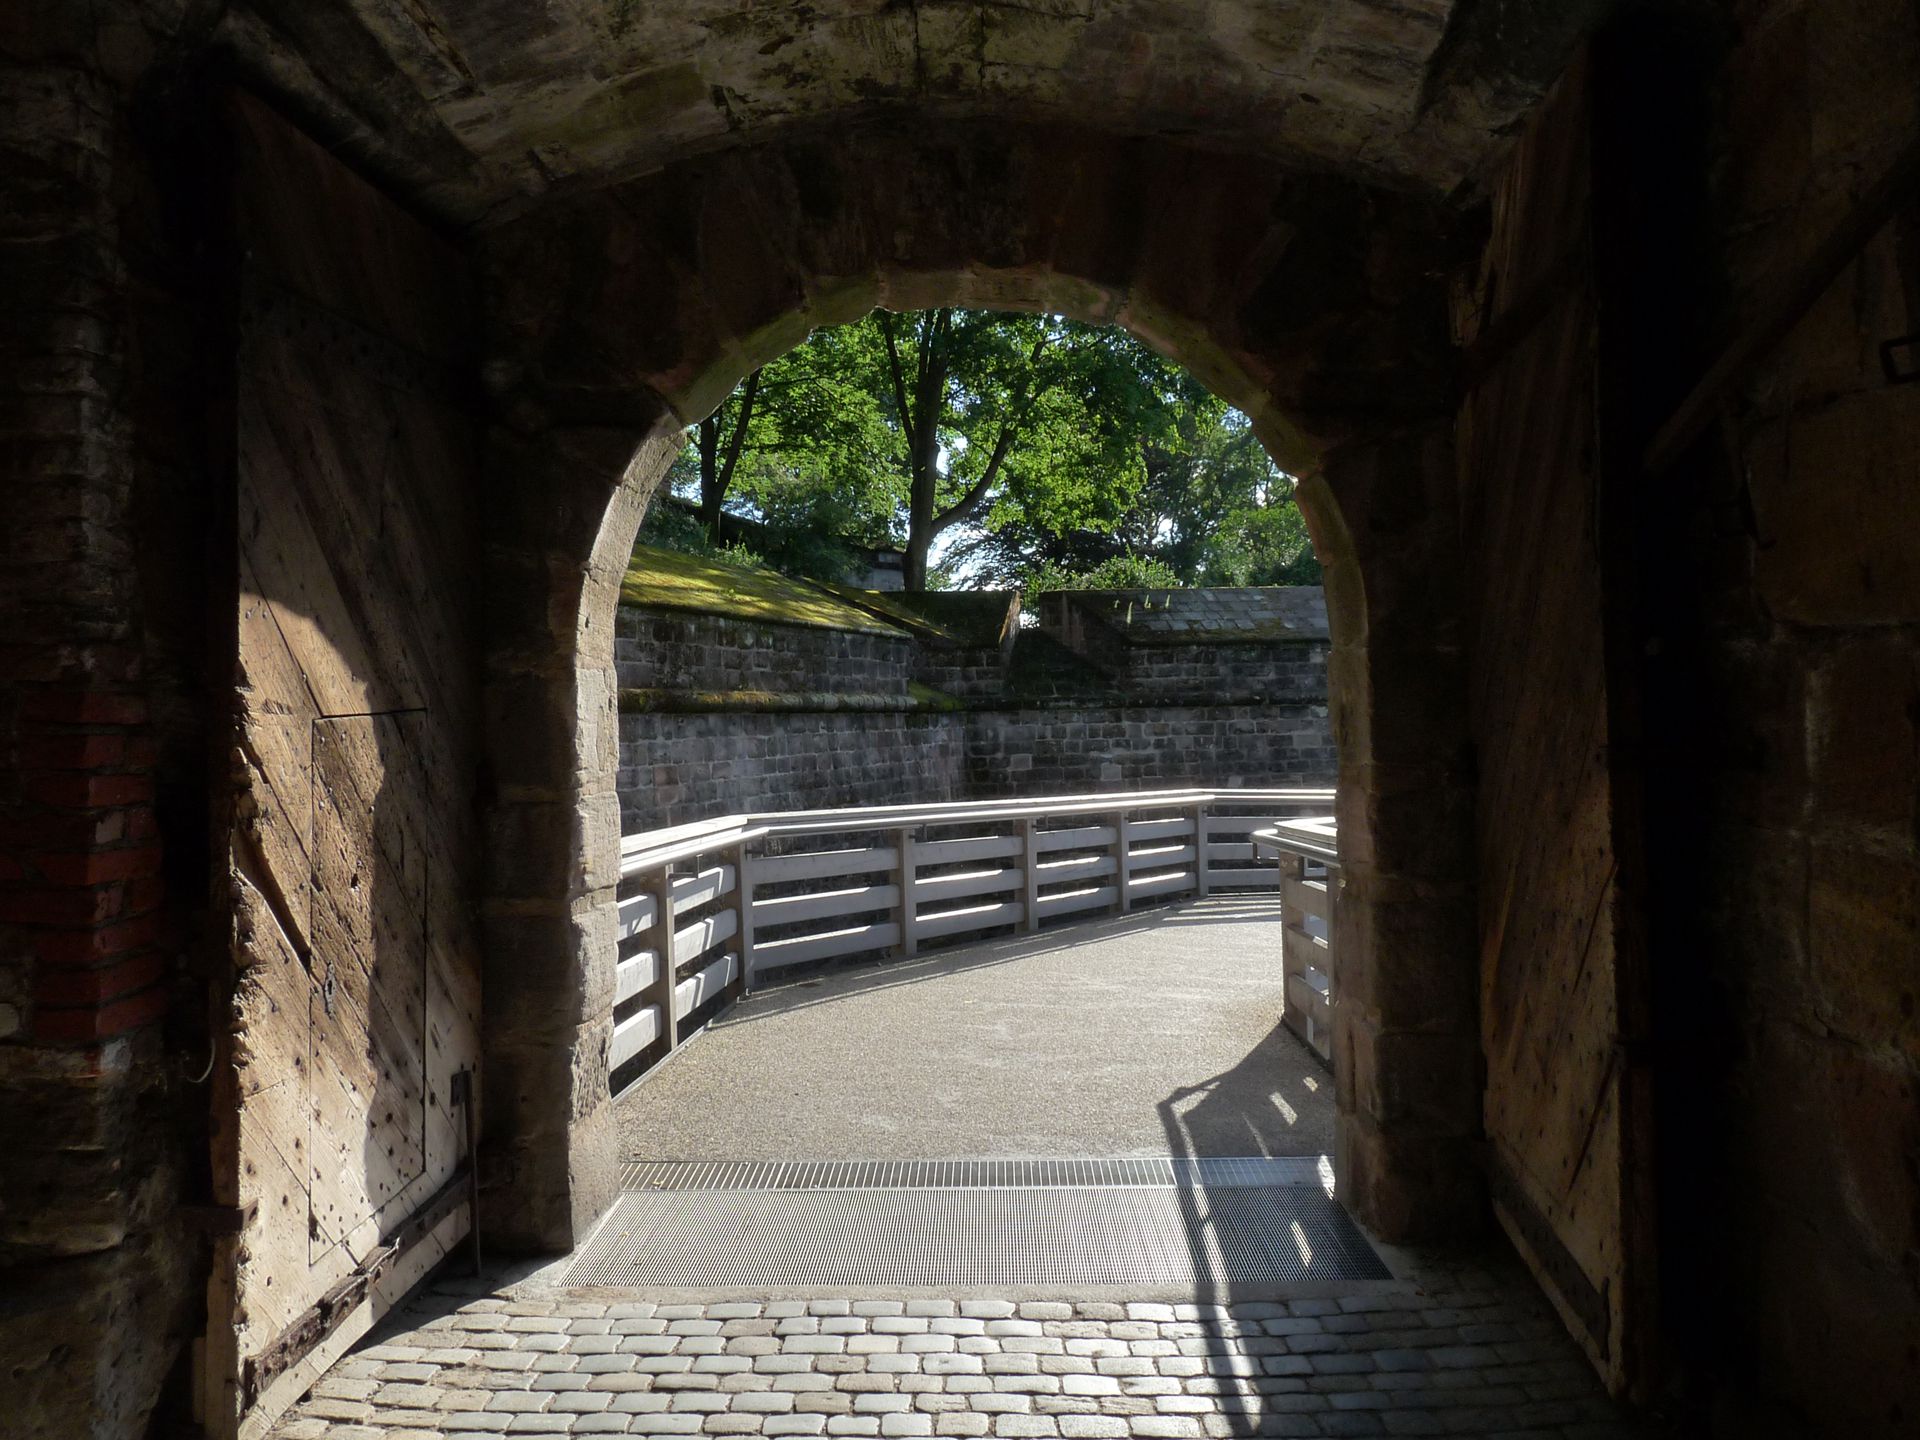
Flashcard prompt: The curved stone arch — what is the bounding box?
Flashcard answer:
[478,124,1476,1251]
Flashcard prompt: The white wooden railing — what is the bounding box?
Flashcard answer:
[609,788,1334,1089]
[1254,817,1340,1064]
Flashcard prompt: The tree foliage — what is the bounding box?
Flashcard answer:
[658,307,1320,592]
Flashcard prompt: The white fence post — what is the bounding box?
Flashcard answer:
[1192,800,1211,898]
[1020,816,1041,932]
[895,826,919,957]
[731,839,754,996]
[643,863,679,1056]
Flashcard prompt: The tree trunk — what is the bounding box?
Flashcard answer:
[696,416,723,542]
[696,370,762,545]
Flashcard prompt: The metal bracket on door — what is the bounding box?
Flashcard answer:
[1880,333,1920,383]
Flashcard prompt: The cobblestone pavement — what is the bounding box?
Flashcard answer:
[270,1251,1646,1440]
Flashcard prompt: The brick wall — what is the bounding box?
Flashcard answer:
[0,50,201,1440]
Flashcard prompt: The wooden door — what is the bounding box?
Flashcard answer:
[1454,58,1658,1399]
[201,94,483,1440]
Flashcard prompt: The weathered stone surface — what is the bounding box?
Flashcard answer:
[216,0,1609,226]
[611,592,1338,832]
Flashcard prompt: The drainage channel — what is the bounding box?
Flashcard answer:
[565,1156,1388,1290]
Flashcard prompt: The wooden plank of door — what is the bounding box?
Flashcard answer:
[1460,52,1654,1399]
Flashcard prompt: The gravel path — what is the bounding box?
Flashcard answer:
[617,897,1334,1162]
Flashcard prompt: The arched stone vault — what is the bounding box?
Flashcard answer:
[214,0,1610,224]
[474,123,1480,1251]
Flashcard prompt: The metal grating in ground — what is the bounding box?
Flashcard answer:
[566,1156,1385,1288]
[616,1156,1333,1192]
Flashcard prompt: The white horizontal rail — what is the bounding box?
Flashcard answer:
[914,867,1021,902]
[754,883,900,926]
[753,845,898,885]
[675,952,738,1020]
[610,1004,662,1071]
[1035,824,1118,853]
[672,863,735,914]
[1036,852,1117,883]
[612,788,1337,1093]
[1039,885,1118,916]
[673,905,737,967]
[753,920,901,971]
[615,949,659,1006]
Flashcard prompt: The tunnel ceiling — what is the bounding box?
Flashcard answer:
[213,0,1613,225]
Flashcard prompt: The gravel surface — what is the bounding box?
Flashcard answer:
[617,897,1334,1161]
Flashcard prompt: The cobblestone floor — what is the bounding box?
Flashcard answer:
[269,1250,1646,1440]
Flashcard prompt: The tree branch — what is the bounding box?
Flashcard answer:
[877,311,915,448]
[714,368,763,497]
[933,421,1018,533]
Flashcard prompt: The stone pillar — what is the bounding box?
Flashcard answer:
[0,50,194,1440]
[1316,423,1484,1243]
[478,421,676,1250]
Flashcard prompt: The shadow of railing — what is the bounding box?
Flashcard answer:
[1159,1021,1341,1437]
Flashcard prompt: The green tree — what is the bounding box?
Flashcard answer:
[658,307,1318,592]
[867,309,1188,588]
[669,334,895,549]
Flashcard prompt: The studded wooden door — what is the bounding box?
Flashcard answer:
[201,93,483,1440]
[1455,57,1658,1400]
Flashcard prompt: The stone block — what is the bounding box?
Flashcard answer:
[1750,385,1920,626]
[1699,638,1808,829]
[1807,840,1920,1059]
[1342,1026,1480,1136]
[1806,636,1918,838]
[1333,887,1477,1035]
[1334,1111,1484,1246]
[486,800,585,900]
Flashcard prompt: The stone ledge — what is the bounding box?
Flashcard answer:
[620,689,1331,716]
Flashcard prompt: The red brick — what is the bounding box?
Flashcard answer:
[125,807,157,842]
[19,690,148,726]
[34,951,164,1006]
[15,734,126,769]
[0,809,126,848]
[0,883,122,927]
[32,912,160,966]
[123,874,164,915]
[32,984,168,1044]
[34,845,162,886]
[21,772,153,808]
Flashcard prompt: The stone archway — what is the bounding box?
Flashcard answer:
[474,123,1478,1252]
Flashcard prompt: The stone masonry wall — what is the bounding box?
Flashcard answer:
[617,710,966,830]
[914,645,1011,700]
[963,704,1335,796]
[1671,3,1920,1432]
[615,608,915,697]
[1115,642,1332,701]
[616,701,1335,832]
[615,606,1337,833]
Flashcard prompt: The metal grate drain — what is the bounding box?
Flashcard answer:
[565,1157,1386,1289]
[616,1157,1334,1193]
